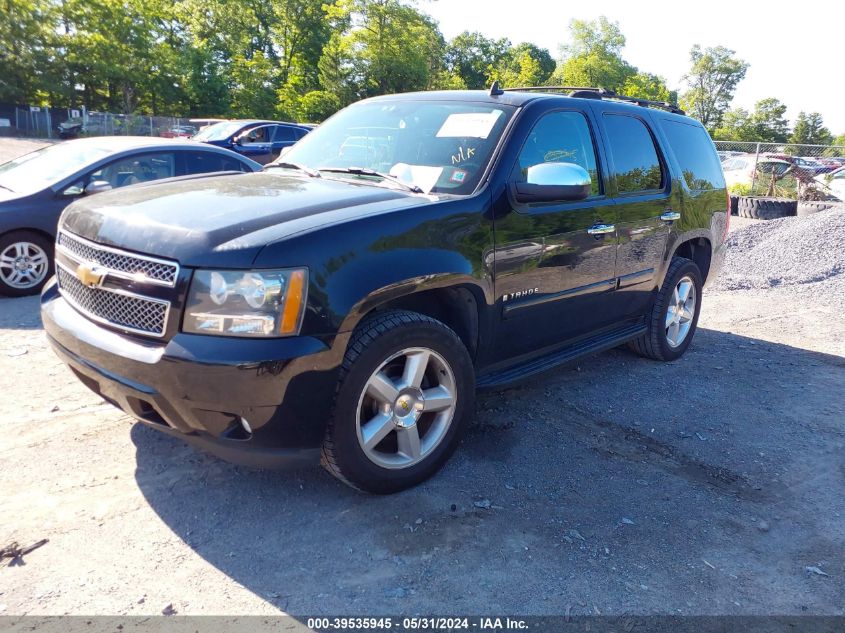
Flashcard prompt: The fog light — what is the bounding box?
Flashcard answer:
[240,417,252,434]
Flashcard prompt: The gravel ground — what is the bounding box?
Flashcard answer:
[0,138,843,618]
[715,207,845,303]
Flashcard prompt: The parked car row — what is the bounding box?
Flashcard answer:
[56,117,313,166]
[720,151,845,190]
[191,119,311,164]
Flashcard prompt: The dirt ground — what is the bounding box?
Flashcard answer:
[0,139,843,617]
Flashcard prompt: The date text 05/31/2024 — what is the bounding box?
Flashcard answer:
[306,617,529,630]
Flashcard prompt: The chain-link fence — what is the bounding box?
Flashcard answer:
[0,102,195,140]
[714,140,845,202]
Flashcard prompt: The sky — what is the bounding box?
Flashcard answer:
[421,0,845,134]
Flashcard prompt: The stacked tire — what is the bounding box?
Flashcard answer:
[729,195,739,216]
[737,197,797,220]
[796,201,841,217]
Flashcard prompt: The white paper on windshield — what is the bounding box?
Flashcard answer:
[436,110,502,139]
[390,163,443,194]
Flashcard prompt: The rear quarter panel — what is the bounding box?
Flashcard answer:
[648,112,728,286]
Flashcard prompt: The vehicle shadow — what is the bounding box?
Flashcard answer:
[0,295,44,330]
[131,327,845,616]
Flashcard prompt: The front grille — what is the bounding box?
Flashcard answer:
[58,232,178,286]
[57,266,168,337]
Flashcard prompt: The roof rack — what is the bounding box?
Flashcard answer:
[501,85,686,116]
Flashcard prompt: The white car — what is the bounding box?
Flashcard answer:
[721,155,792,188]
[815,166,845,201]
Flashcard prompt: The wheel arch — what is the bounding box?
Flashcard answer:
[337,275,489,361]
[0,226,56,246]
[667,233,712,283]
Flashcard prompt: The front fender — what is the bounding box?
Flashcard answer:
[336,272,491,335]
[252,195,496,338]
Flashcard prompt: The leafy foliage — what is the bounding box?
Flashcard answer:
[790,112,833,145]
[715,98,789,142]
[551,17,635,91]
[1,2,839,140]
[680,45,749,132]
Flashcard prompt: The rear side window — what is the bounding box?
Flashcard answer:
[273,126,298,142]
[661,120,725,190]
[184,152,248,174]
[603,114,663,194]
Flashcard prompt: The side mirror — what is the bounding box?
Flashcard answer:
[512,163,591,203]
[278,146,292,158]
[234,135,245,146]
[84,180,112,195]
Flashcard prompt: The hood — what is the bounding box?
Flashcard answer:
[59,172,430,267]
[0,188,28,202]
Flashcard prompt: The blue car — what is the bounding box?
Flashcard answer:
[0,137,260,296]
[192,120,311,164]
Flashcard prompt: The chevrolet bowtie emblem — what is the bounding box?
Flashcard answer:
[75,262,105,288]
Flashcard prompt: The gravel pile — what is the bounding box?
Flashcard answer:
[714,205,845,301]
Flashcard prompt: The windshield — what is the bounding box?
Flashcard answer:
[192,121,245,142]
[0,143,113,194]
[279,100,515,195]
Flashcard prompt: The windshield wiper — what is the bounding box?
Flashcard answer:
[263,162,321,178]
[0,183,13,192]
[317,166,423,193]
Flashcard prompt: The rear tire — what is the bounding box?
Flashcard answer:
[321,310,475,493]
[737,196,797,220]
[0,230,53,297]
[628,257,703,362]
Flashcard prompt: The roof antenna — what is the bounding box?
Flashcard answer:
[489,81,504,96]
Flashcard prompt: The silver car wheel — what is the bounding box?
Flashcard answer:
[0,241,49,289]
[665,275,696,348]
[356,347,457,470]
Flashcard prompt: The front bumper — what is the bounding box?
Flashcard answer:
[41,281,343,468]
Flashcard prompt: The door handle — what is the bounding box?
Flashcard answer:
[660,211,681,222]
[587,223,615,235]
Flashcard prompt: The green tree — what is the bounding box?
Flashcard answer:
[0,0,64,103]
[550,17,635,90]
[490,42,555,87]
[715,98,789,142]
[329,0,445,99]
[621,72,676,103]
[790,112,833,146]
[713,108,753,141]
[680,45,749,132]
[445,31,510,89]
[230,52,277,118]
[297,90,341,122]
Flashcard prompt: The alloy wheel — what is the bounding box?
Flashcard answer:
[0,241,49,289]
[665,275,696,348]
[356,347,457,469]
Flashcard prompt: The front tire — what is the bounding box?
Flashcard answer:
[0,231,53,297]
[628,257,703,362]
[321,310,475,494]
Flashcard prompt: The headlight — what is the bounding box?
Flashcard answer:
[183,268,308,337]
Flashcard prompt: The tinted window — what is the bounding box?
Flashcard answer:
[516,110,601,196]
[90,152,175,188]
[273,126,298,142]
[184,152,248,174]
[661,120,725,190]
[603,114,663,193]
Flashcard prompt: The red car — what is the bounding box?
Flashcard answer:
[159,125,196,139]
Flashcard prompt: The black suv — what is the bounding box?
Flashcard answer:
[41,87,728,493]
